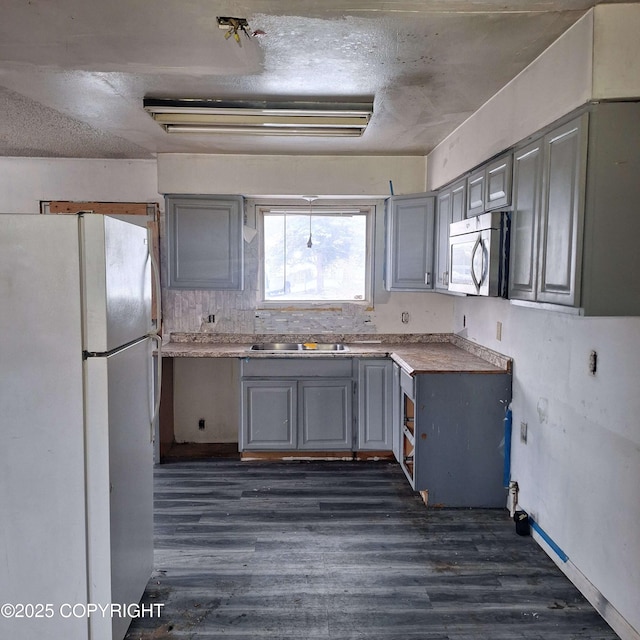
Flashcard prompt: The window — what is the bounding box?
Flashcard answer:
[260,204,372,303]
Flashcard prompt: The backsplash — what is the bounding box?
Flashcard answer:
[162,230,377,335]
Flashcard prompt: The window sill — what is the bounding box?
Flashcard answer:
[257,301,373,312]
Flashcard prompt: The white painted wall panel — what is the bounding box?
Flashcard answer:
[158,154,426,197]
[593,4,640,99]
[173,358,240,443]
[0,157,159,213]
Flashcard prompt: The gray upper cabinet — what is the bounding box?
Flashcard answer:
[509,116,586,308]
[509,139,543,301]
[466,169,486,217]
[435,179,466,291]
[357,359,393,451]
[509,101,640,315]
[486,154,513,211]
[385,194,435,290]
[537,116,587,306]
[450,180,467,223]
[434,189,452,291]
[166,195,244,290]
[466,152,512,217]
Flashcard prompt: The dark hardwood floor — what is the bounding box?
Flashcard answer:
[125,459,619,640]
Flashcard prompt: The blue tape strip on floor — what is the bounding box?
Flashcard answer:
[529,518,569,563]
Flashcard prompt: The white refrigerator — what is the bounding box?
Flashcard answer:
[0,213,155,640]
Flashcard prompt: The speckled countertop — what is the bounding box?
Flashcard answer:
[160,333,511,375]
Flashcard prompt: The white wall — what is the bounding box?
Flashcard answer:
[593,4,640,99]
[0,157,160,212]
[157,154,426,197]
[454,299,640,638]
[427,5,640,638]
[173,358,240,443]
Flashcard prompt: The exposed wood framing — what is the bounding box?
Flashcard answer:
[44,201,158,217]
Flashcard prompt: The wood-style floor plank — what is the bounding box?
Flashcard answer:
[125,460,619,640]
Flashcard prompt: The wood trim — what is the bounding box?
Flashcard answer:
[46,201,158,217]
[240,450,394,462]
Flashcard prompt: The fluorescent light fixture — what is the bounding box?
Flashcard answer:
[143,98,373,137]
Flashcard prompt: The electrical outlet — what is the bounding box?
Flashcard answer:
[520,422,528,444]
[198,419,206,430]
[496,321,502,341]
[207,314,215,324]
[401,311,410,324]
[589,350,597,375]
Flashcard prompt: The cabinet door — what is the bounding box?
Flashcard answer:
[466,169,485,217]
[509,140,543,301]
[357,360,393,450]
[434,189,452,291]
[537,115,587,306]
[299,380,352,450]
[485,153,512,211]
[385,194,435,290]
[450,179,466,223]
[166,195,244,290]
[241,380,296,450]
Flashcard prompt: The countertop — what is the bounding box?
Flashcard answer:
[160,333,511,375]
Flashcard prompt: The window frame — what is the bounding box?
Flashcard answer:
[254,199,376,308]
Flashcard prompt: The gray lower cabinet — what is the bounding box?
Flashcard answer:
[299,380,352,449]
[165,195,244,290]
[357,359,393,450]
[240,358,353,451]
[242,380,296,449]
[384,193,435,290]
[398,366,512,508]
[391,362,401,462]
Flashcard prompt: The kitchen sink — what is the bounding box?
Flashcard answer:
[301,343,348,351]
[249,342,349,352]
[249,343,302,351]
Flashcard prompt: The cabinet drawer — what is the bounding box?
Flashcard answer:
[242,357,353,379]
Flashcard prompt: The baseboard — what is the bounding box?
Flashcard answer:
[532,529,639,640]
[240,450,395,462]
[161,442,239,462]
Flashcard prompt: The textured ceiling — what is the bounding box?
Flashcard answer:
[0,0,634,159]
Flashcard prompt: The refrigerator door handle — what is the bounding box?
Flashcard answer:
[149,334,163,443]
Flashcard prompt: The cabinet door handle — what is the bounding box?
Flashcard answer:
[425,272,431,285]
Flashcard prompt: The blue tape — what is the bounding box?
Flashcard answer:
[503,407,512,487]
[529,518,569,563]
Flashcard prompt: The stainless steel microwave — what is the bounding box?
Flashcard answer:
[448,212,510,296]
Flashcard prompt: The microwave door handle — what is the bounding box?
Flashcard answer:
[481,240,488,285]
[470,235,482,292]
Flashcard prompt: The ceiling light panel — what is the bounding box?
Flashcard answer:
[143,99,373,137]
